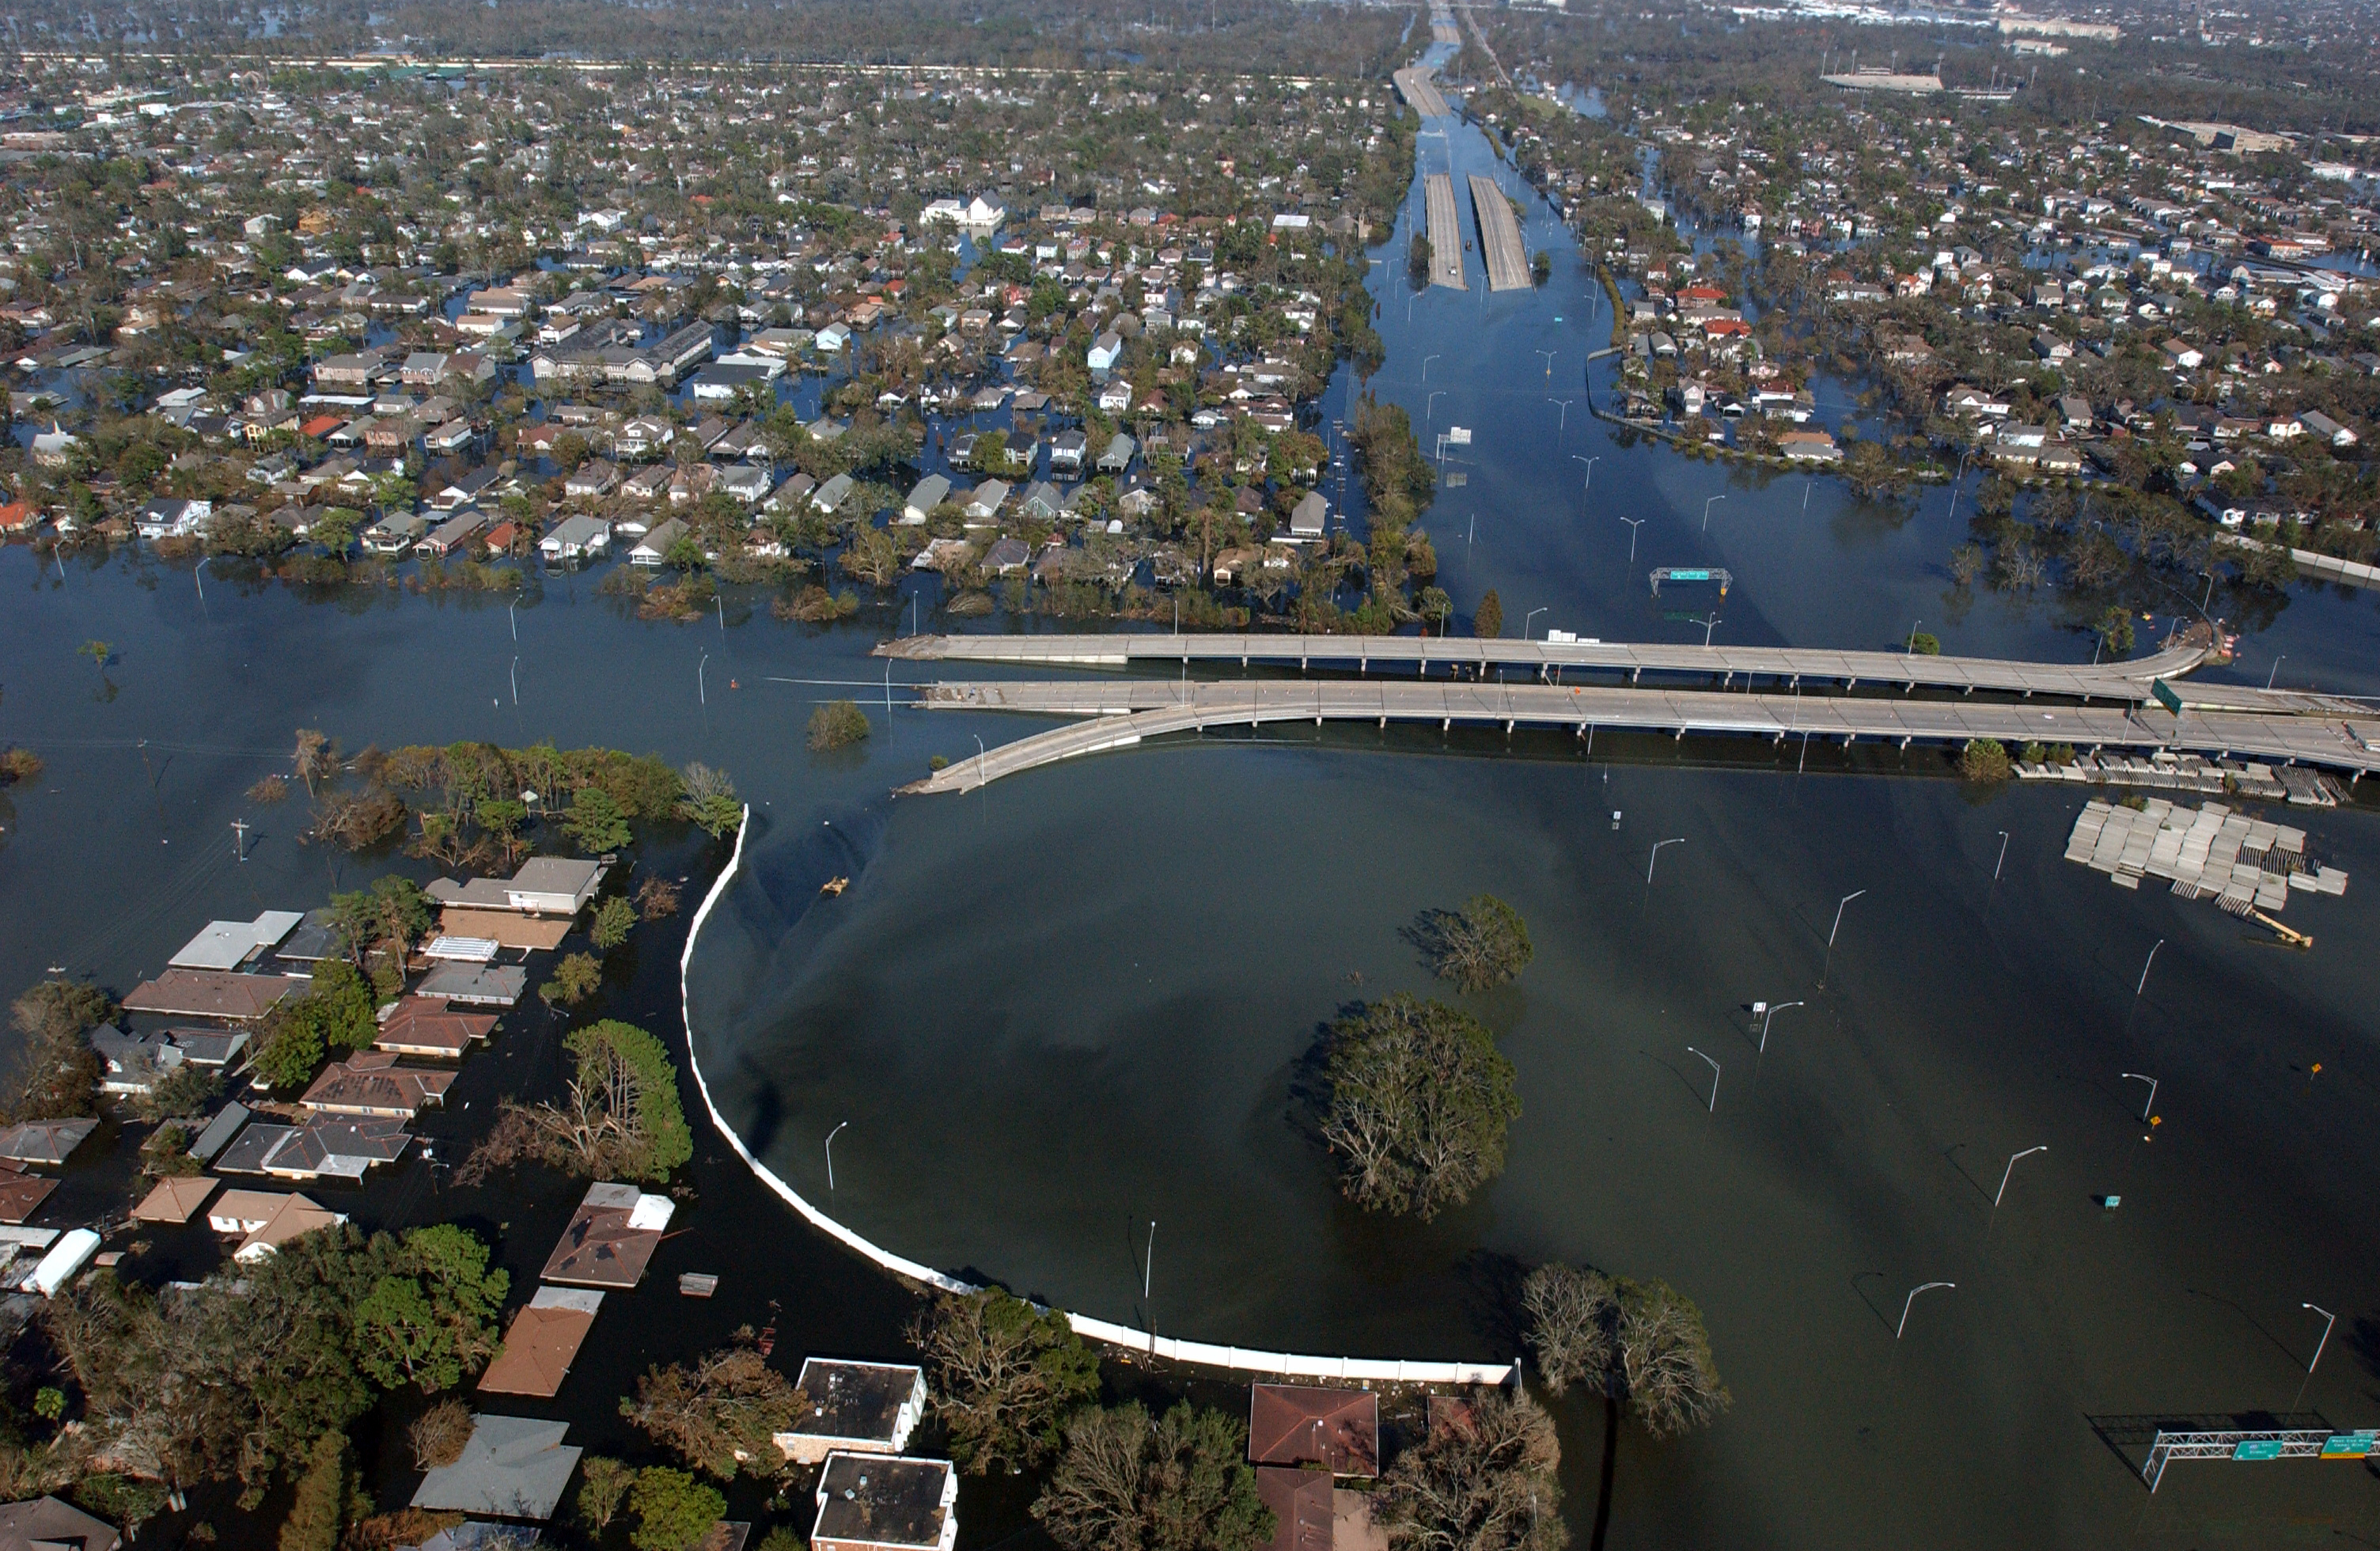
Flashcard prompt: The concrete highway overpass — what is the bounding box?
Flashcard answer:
[895,679,2380,795]
[879,631,2239,705]
[1422,173,1468,290]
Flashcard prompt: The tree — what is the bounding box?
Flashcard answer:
[591,896,637,952]
[1908,631,1941,655]
[677,762,742,838]
[1474,590,1504,638]
[628,1466,726,1551]
[807,700,870,751]
[541,952,604,1007]
[278,1428,352,1551]
[1615,1280,1730,1439]
[351,1225,508,1394]
[623,1344,804,1480]
[5,980,112,1122]
[1318,995,1518,1220]
[1374,1390,1565,1551]
[1034,1403,1271,1551]
[407,1398,473,1470]
[251,958,376,1091]
[574,1457,635,1536]
[293,729,335,798]
[79,639,112,673]
[1522,1262,1618,1398]
[329,876,432,971]
[461,1020,691,1183]
[566,787,634,854]
[909,1288,1102,1473]
[1412,895,1533,992]
[1959,738,2012,783]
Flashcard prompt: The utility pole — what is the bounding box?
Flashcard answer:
[231,819,250,862]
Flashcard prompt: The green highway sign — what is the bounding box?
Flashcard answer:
[2234,1439,2285,1461]
[2322,1433,2376,1458]
[1669,569,1715,582]
[2151,677,2184,715]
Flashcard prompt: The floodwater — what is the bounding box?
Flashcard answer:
[6,83,2380,1551]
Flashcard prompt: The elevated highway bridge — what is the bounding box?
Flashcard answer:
[895,678,2380,795]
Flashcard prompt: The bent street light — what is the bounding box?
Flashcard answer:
[1898,1281,1954,1340]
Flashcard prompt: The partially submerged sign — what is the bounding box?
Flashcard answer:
[2151,677,2184,715]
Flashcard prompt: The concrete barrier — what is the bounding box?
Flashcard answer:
[679,807,1515,1388]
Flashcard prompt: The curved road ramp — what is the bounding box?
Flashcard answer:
[1393,65,1450,119]
[876,634,2380,798]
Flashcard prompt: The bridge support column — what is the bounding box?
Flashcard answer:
[1632,666,1642,684]
[1900,737,1911,750]
[1505,719,1514,735]
[1379,716,1387,729]
[1442,718,1451,732]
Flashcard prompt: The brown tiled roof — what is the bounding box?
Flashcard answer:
[131,1174,220,1223]
[1248,1386,1380,1476]
[299,1051,455,1117]
[374,996,499,1057]
[120,968,297,1022]
[540,1195,664,1289]
[0,1172,58,1224]
[1256,1467,1334,1551]
[479,1295,601,1397]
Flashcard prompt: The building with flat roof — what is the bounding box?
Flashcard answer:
[811,1454,957,1551]
[776,1360,928,1464]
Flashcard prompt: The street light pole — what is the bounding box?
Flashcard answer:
[1703,493,1726,532]
[973,734,987,791]
[1906,618,1923,654]
[824,1121,849,1192]
[2136,938,2164,997]
[1898,1282,1954,1340]
[1648,836,1685,883]
[2305,1303,2336,1375]
[1525,606,1547,638]
[1994,829,2009,880]
[1427,390,1445,426]
[1144,1219,1157,1300]
[1619,514,1643,560]
[1686,1046,1720,1112]
[1423,353,1441,383]
[1549,396,1572,429]
[1535,348,1556,378]
[1821,889,1866,988]
[2266,654,2285,691]
[1995,1144,2047,1208]
[1759,999,1803,1053]
[2121,1071,2158,1121]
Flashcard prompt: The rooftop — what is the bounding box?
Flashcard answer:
[812,1454,954,1551]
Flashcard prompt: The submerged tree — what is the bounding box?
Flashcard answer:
[1520,1262,1618,1398]
[807,700,871,752]
[4,979,112,1122]
[1033,1403,1272,1551]
[1521,1262,1730,1439]
[1374,1390,1566,1551]
[623,1344,805,1481]
[460,1020,692,1184]
[1319,994,1518,1220]
[1412,895,1533,993]
[909,1288,1102,1473]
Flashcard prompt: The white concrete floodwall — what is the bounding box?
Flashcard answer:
[679,806,1514,1388]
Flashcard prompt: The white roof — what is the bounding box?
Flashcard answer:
[626,1193,676,1231]
[169,911,306,971]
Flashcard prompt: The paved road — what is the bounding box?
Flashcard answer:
[1393,66,1450,118]
[896,680,2380,794]
[1469,173,1532,291]
[880,631,2241,705]
[1422,174,1467,290]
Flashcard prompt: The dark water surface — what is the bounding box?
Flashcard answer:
[7,93,2380,1551]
